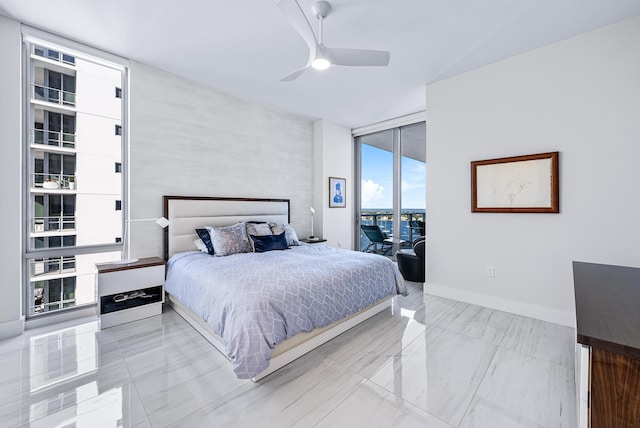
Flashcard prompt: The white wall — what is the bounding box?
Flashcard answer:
[425,16,640,326]
[0,16,24,338]
[128,62,314,258]
[313,120,354,249]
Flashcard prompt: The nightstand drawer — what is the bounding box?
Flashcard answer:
[98,265,164,296]
[100,302,163,329]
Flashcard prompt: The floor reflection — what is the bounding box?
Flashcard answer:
[30,322,98,392]
[0,281,576,427]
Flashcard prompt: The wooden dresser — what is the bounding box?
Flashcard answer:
[573,261,640,428]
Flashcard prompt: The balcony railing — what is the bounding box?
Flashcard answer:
[360,211,425,251]
[30,298,76,315]
[32,215,76,233]
[32,128,76,149]
[32,84,76,107]
[30,256,76,278]
[32,173,77,190]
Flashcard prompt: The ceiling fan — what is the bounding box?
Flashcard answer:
[276,0,391,81]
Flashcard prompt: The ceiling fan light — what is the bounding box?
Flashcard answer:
[311,58,331,70]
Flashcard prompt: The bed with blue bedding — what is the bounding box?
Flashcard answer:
[162,196,406,381]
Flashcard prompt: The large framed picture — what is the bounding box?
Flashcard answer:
[329,177,346,208]
[471,152,559,213]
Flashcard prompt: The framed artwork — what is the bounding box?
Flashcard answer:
[471,151,559,213]
[329,177,346,208]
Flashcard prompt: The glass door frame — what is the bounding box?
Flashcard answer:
[354,115,425,254]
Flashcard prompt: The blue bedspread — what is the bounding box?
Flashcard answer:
[165,244,406,379]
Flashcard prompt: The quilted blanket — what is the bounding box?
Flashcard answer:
[164,244,406,379]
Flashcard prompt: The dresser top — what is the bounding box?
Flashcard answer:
[97,257,164,274]
[573,261,640,359]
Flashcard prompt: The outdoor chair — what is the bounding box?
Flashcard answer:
[361,225,394,255]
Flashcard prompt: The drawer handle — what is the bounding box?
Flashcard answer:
[113,290,154,303]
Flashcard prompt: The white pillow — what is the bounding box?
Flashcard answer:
[194,238,208,253]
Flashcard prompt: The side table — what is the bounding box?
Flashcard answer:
[96,257,165,329]
[300,238,327,244]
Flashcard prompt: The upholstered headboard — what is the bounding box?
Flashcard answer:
[163,196,290,259]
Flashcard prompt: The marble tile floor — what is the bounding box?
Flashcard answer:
[0,282,577,428]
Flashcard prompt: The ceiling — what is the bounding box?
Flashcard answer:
[1,0,639,129]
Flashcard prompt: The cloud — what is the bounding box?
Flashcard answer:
[401,180,425,191]
[361,179,384,205]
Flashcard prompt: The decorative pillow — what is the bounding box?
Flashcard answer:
[208,223,251,257]
[269,223,300,246]
[246,222,272,237]
[194,238,207,253]
[195,228,214,255]
[413,237,426,259]
[250,232,289,253]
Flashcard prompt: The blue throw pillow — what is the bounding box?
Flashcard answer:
[250,232,289,253]
[195,228,214,255]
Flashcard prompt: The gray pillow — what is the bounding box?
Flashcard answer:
[246,222,272,237]
[208,223,251,256]
[269,223,300,246]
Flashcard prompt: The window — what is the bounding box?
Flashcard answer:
[24,36,127,317]
[356,122,426,253]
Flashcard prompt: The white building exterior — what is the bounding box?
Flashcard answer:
[28,44,123,315]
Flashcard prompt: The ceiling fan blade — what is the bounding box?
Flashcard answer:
[280,65,310,82]
[322,46,390,67]
[277,0,319,56]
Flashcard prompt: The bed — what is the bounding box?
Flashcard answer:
[162,196,406,381]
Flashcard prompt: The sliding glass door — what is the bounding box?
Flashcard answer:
[400,123,427,244]
[356,122,425,255]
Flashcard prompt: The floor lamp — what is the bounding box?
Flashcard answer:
[115,216,170,265]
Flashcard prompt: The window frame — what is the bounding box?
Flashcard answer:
[22,28,130,320]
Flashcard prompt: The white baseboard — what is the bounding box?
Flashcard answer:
[425,282,575,328]
[0,316,24,340]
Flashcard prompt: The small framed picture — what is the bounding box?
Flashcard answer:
[329,177,346,208]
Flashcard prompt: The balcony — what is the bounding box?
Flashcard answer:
[32,173,77,191]
[32,83,76,107]
[32,128,75,150]
[33,46,75,66]
[32,215,76,234]
[30,256,76,279]
[360,211,425,252]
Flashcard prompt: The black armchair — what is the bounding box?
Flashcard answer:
[396,237,425,282]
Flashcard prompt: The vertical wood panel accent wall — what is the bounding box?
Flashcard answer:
[129,61,314,258]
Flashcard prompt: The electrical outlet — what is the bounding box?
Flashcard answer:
[486,266,495,277]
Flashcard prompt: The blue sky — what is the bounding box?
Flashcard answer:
[361,144,425,210]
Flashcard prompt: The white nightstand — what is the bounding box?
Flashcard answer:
[96,257,165,329]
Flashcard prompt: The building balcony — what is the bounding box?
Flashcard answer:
[360,211,425,251]
[32,215,76,235]
[32,83,76,107]
[32,45,75,66]
[32,173,77,192]
[30,256,76,280]
[32,128,75,150]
